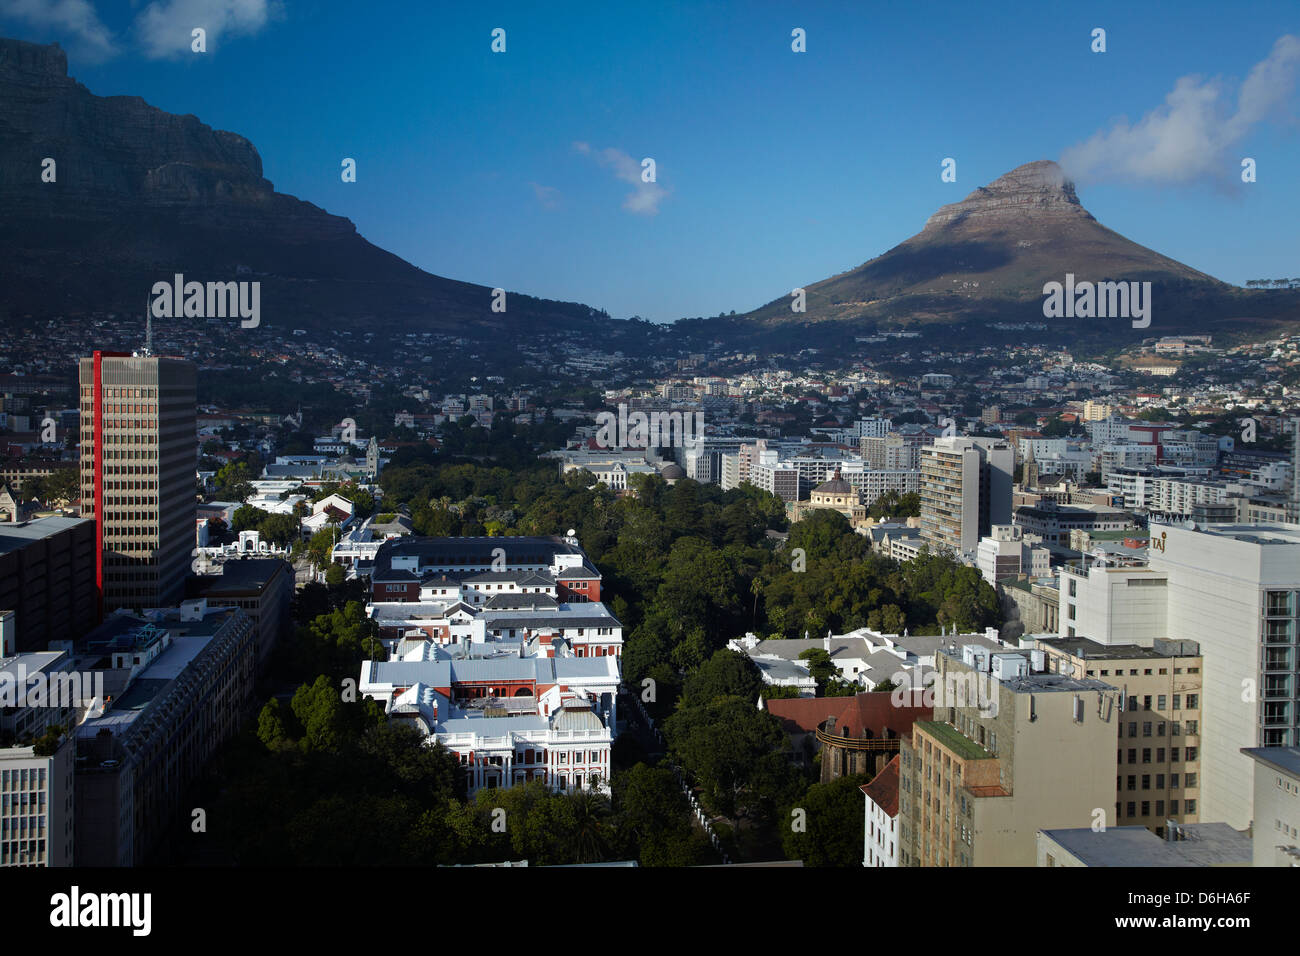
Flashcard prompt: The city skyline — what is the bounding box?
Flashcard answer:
[1,0,1298,904]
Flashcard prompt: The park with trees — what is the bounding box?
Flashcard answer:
[174,425,999,866]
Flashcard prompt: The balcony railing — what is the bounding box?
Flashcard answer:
[814,727,901,751]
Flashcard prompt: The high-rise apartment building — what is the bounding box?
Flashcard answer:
[860,433,920,471]
[919,436,1014,557]
[854,417,893,440]
[78,352,196,613]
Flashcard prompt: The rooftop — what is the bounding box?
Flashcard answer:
[766,691,930,737]
[1037,636,1176,661]
[372,535,599,580]
[914,720,993,761]
[0,651,65,680]
[197,557,291,594]
[1241,746,1300,779]
[860,754,901,817]
[1039,824,1251,867]
[1188,523,1300,546]
[941,647,1117,694]
[0,515,93,554]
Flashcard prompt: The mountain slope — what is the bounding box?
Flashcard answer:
[0,37,606,337]
[734,160,1297,345]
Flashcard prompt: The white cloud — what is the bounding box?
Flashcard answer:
[135,0,280,60]
[0,0,118,61]
[1061,34,1300,186]
[529,182,561,209]
[573,141,669,215]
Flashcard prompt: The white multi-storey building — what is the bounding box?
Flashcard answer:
[749,457,801,502]
[1057,565,1170,645]
[680,436,746,484]
[976,525,1049,585]
[0,642,79,868]
[854,417,893,440]
[367,535,622,658]
[359,649,620,795]
[1018,438,1068,462]
[1151,524,1300,830]
[1060,524,1300,832]
[1096,443,1159,478]
[862,755,900,867]
[1107,469,1249,521]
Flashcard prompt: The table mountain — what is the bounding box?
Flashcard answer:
[0,36,606,337]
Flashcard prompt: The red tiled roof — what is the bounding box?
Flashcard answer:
[765,696,850,734]
[766,691,931,738]
[860,754,901,817]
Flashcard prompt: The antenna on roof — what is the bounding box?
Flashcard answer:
[136,294,154,358]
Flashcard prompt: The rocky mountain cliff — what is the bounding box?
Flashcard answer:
[0,37,605,337]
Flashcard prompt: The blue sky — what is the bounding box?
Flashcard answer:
[5,0,1299,322]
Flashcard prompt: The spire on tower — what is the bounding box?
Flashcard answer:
[136,294,154,358]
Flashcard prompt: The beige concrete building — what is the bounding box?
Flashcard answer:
[898,645,1119,866]
[194,557,293,676]
[860,433,919,471]
[0,516,97,652]
[0,648,80,867]
[0,740,74,866]
[1082,400,1114,422]
[75,602,255,865]
[1037,636,1203,835]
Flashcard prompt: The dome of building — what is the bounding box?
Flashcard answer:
[659,463,685,480]
[812,467,851,496]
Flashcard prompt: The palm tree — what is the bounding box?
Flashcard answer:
[567,789,613,864]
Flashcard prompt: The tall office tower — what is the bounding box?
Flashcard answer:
[78,352,196,613]
[919,436,1014,558]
